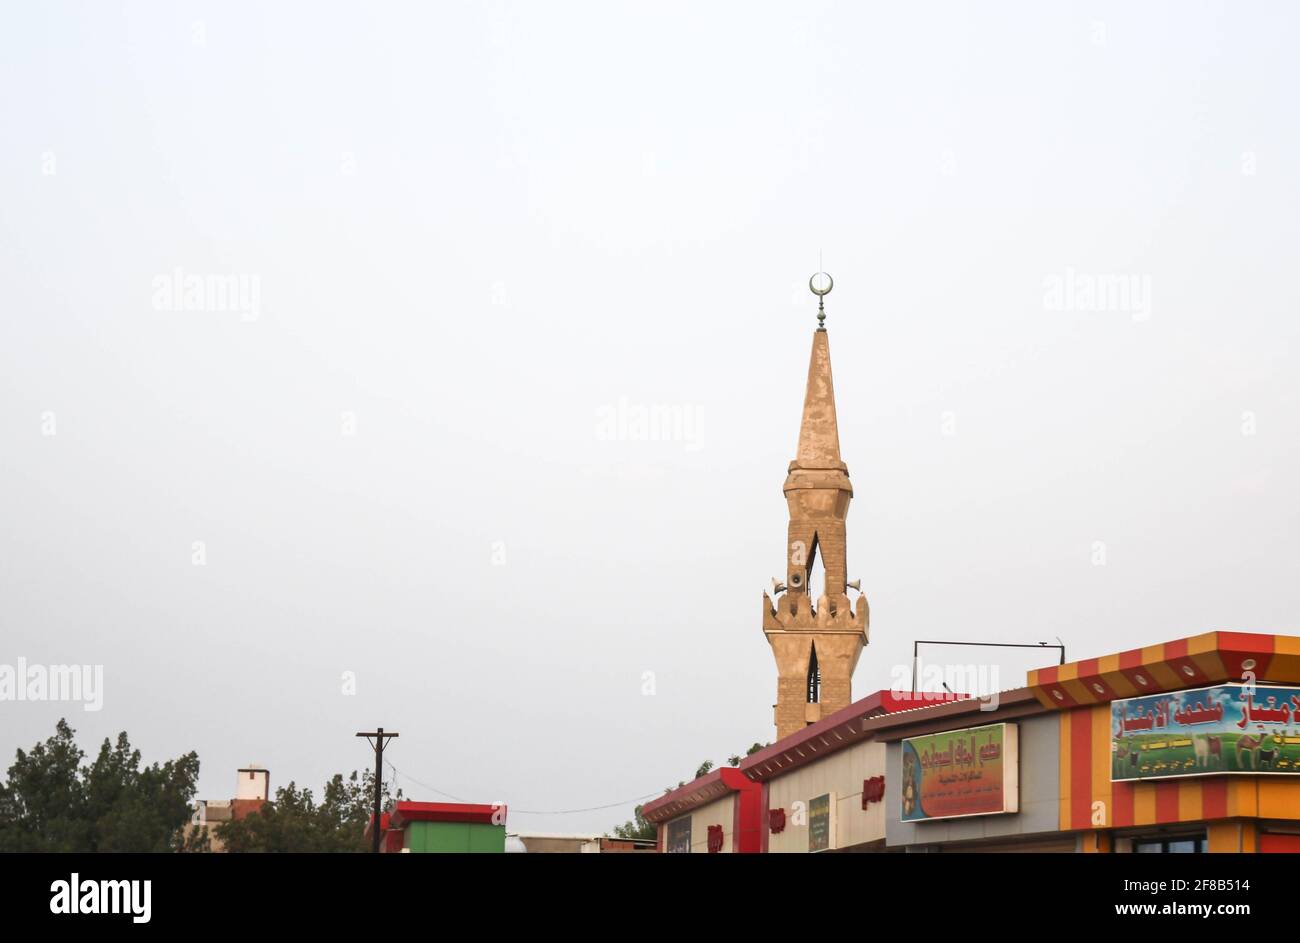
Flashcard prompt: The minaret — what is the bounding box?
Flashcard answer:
[762,273,869,741]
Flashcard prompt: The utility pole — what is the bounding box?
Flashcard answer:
[355,727,399,853]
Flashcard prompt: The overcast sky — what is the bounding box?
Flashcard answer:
[2,1,1298,835]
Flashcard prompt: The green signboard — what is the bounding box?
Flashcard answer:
[808,793,832,852]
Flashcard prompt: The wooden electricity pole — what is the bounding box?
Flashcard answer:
[355,728,399,853]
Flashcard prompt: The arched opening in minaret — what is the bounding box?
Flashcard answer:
[808,532,829,602]
[806,643,821,704]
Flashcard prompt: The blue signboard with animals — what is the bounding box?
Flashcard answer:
[1112,683,1300,780]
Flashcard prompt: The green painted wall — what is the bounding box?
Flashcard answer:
[403,820,506,853]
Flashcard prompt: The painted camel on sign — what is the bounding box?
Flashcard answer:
[1236,734,1277,770]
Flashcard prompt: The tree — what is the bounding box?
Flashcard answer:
[611,749,767,840]
[611,803,656,841]
[83,729,205,852]
[0,719,202,852]
[215,769,396,853]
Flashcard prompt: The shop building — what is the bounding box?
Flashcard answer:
[878,690,1070,852]
[502,833,655,853]
[1030,630,1300,853]
[646,631,1300,853]
[508,832,601,853]
[580,836,658,853]
[643,283,1300,854]
[642,691,958,852]
[643,768,763,853]
[377,801,507,853]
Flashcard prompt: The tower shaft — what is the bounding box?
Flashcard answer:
[762,322,869,740]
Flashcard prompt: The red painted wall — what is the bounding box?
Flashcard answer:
[1261,833,1300,853]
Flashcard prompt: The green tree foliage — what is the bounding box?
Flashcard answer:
[610,803,656,841]
[216,770,396,853]
[612,745,771,840]
[0,719,202,852]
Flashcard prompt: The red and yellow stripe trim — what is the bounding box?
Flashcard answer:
[1030,631,1288,710]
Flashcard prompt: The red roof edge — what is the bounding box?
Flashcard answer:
[389,801,503,828]
[641,690,971,817]
[642,765,761,823]
[738,688,969,779]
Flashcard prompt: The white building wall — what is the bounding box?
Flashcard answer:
[765,740,887,852]
[664,794,736,853]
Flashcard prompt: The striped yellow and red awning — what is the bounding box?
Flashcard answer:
[1027,632,1300,710]
[1037,632,1300,832]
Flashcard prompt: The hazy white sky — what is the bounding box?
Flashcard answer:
[2,0,1297,834]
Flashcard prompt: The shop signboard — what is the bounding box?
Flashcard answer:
[808,792,833,852]
[1112,683,1300,781]
[665,816,691,853]
[901,723,1018,821]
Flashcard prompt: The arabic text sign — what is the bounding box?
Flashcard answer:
[808,793,832,852]
[1112,684,1300,781]
[901,723,1019,821]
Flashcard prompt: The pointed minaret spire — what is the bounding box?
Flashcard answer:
[794,328,844,471]
[796,271,843,470]
[763,271,868,741]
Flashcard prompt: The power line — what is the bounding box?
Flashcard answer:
[387,762,662,816]
[386,762,474,803]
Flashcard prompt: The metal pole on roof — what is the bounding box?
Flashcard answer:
[909,640,1067,695]
[356,728,399,853]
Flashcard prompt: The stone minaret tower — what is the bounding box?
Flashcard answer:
[762,274,869,741]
